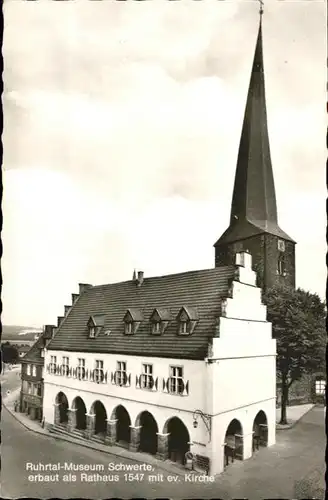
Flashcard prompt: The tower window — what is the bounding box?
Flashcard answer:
[277,253,286,276]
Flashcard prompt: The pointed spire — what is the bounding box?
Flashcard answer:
[229,13,278,228]
[214,12,294,245]
[132,269,137,281]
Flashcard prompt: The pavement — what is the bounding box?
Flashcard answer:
[1,369,326,499]
[275,403,315,429]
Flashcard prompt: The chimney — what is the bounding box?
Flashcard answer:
[72,293,79,305]
[57,316,64,327]
[235,250,252,269]
[64,305,71,316]
[43,324,56,339]
[43,325,56,347]
[137,271,144,286]
[79,283,93,295]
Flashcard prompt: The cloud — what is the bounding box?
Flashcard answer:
[2,0,325,325]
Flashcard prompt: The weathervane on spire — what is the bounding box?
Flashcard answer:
[258,0,264,16]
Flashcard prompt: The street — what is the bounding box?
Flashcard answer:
[1,368,325,499]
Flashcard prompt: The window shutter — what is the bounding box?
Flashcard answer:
[185,380,189,395]
[163,378,169,393]
[68,367,72,377]
[104,371,108,383]
[136,375,140,389]
[110,371,114,384]
[154,377,158,391]
[73,368,77,378]
[85,368,88,380]
[127,373,131,387]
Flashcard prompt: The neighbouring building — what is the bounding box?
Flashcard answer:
[19,325,56,421]
[17,345,31,359]
[43,253,276,476]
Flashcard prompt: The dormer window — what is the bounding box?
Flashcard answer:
[125,321,133,335]
[149,308,171,335]
[87,314,105,338]
[123,309,143,335]
[176,307,198,336]
[180,320,189,335]
[152,321,161,335]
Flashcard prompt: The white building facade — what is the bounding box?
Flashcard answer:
[43,252,276,476]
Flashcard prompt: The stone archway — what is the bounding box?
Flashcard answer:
[113,405,131,447]
[91,400,107,436]
[165,417,190,465]
[253,410,268,451]
[55,391,69,424]
[72,396,87,430]
[224,418,243,466]
[137,411,158,455]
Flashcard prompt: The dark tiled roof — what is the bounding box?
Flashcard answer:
[48,266,236,360]
[21,337,44,363]
[214,219,295,246]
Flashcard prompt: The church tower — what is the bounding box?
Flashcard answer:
[214,14,296,291]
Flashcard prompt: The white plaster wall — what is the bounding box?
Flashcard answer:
[211,355,276,414]
[43,352,209,449]
[224,282,267,321]
[213,318,276,359]
[210,397,276,475]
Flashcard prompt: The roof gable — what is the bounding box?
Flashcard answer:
[150,308,171,322]
[87,314,106,327]
[123,308,143,322]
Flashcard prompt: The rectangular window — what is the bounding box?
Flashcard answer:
[50,356,57,374]
[179,321,189,335]
[26,364,31,376]
[27,382,32,394]
[62,356,69,376]
[315,380,325,395]
[125,322,133,335]
[141,364,154,389]
[32,365,37,377]
[94,360,104,382]
[95,360,104,369]
[77,358,86,380]
[169,366,184,395]
[89,326,96,338]
[152,322,161,335]
[116,361,127,386]
[37,384,42,397]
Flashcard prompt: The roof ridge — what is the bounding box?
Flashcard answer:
[92,265,235,290]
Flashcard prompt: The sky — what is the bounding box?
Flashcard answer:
[2,0,326,327]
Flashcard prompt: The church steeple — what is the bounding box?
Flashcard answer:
[214,12,296,290]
